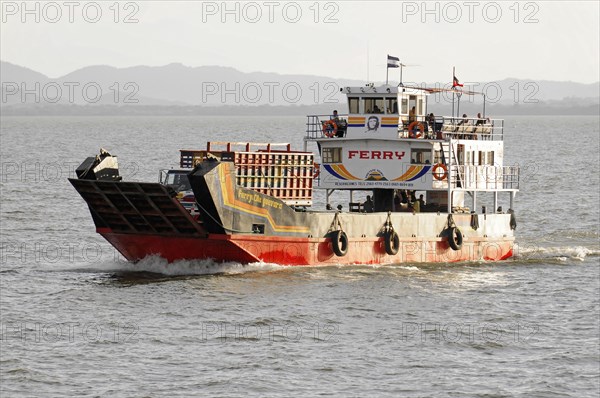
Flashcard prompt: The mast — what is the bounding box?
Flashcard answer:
[452,66,455,118]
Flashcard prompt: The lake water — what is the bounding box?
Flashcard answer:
[1,115,599,397]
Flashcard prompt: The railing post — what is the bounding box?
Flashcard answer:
[447,139,453,214]
[493,191,498,212]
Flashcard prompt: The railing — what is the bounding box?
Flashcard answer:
[306,114,348,139]
[449,165,519,190]
[306,115,505,141]
[438,117,504,141]
[179,142,314,206]
[180,142,294,168]
[400,116,504,141]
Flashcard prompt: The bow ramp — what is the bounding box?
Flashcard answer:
[69,178,207,237]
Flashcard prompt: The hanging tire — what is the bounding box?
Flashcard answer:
[384,230,400,255]
[448,227,463,251]
[331,230,348,257]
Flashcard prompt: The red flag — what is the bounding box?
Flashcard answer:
[453,75,464,88]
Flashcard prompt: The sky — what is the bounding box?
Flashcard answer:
[1,0,599,83]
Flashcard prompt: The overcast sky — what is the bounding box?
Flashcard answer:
[1,1,598,83]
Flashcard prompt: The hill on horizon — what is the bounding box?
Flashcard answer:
[1,61,598,115]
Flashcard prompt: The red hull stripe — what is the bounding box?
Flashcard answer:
[98,230,514,265]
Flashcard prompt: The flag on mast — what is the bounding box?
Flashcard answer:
[387,55,400,68]
[453,75,464,88]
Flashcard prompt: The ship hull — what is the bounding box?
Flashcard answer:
[70,157,516,266]
[99,227,514,265]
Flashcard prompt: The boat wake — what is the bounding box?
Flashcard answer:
[514,243,599,263]
[109,255,285,276]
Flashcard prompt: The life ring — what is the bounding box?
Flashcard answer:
[432,163,448,181]
[408,122,424,138]
[313,162,320,179]
[323,120,338,138]
[447,227,463,251]
[331,230,348,257]
[384,230,400,255]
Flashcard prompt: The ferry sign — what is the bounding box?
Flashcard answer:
[348,150,406,160]
[318,140,441,190]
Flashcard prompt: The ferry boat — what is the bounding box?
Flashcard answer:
[69,79,519,265]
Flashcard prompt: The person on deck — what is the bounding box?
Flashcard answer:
[475,112,485,125]
[363,195,374,213]
[412,199,420,213]
[400,190,409,204]
[409,106,416,123]
[332,110,340,123]
[473,112,486,138]
[393,191,401,211]
[331,109,346,137]
[418,194,425,209]
[456,113,469,137]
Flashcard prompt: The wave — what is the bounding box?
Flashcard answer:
[103,255,285,276]
[514,243,599,262]
[46,243,598,277]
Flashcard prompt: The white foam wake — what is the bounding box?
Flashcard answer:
[514,244,599,262]
[98,255,285,276]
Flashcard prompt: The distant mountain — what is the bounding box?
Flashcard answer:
[1,61,598,115]
[1,61,49,84]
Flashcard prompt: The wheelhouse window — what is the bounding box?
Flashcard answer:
[348,97,360,114]
[386,98,398,114]
[401,98,408,114]
[165,172,191,190]
[322,147,342,164]
[467,151,474,165]
[479,151,495,165]
[364,97,385,114]
[411,149,432,164]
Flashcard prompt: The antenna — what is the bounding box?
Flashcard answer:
[397,63,420,86]
[366,41,370,82]
[399,63,405,86]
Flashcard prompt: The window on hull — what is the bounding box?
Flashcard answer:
[322,147,342,164]
[411,149,432,164]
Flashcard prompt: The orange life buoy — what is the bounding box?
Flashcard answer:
[432,163,448,181]
[323,120,338,138]
[408,122,424,138]
[313,162,320,179]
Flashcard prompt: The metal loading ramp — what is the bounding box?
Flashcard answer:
[69,179,207,237]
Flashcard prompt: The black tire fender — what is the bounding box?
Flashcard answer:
[331,230,348,257]
[448,227,463,251]
[384,230,400,255]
